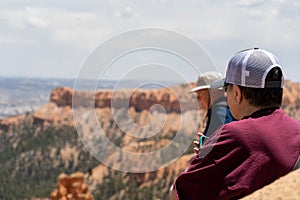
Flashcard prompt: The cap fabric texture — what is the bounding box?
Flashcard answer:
[190,71,222,92]
[225,48,284,88]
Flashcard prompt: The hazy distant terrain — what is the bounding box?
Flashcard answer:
[0,78,72,119]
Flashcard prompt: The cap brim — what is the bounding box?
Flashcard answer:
[211,78,225,89]
[189,85,211,93]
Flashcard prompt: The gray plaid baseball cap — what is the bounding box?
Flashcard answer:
[225,48,284,88]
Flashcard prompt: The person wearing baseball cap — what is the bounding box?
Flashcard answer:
[170,48,300,200]
[190,71,235,152]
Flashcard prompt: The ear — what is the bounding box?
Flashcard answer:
[232,85,242,104]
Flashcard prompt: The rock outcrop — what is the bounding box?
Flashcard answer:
[51,84,196,113]
[51,172,93,200]
[48,81,300,111]
[242,169,300,200]
[48,80,300,121]
[1,81,300,130]
[50,87,74,107]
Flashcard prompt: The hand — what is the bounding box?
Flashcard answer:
[193,132,206,155]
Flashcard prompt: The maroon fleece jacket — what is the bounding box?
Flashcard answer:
[174,108,300,200]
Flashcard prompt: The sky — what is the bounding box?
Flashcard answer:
[1,0,300,82]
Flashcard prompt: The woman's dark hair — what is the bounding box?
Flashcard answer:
[238,67,283,108]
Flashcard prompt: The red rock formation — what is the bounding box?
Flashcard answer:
[51,172,93,200]
[48,81,300,114]
[1,81,299,130]
[50,87,73,107]
[50,86,195,113]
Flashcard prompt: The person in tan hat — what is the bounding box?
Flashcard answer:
[169,72,235,200]
[190,71,235,148]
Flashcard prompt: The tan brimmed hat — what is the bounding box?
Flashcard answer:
[190,71,222,92]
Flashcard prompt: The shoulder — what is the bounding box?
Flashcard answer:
[212,98,228,114]
[218,120,252,142]
[274,109,300,130]
[213,97,227,108]
[259,109,300,129]
[221,120,244,133]
[275,109,300,122]
[211,99,227,117]
[220,109,300,140]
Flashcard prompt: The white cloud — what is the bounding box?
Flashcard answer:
[27,16,47,28]
[0,0,300,81]
[113,5,140,19]
[0,36,37,45]
[230,0,265,7]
